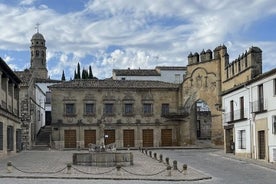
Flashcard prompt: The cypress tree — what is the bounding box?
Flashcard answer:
[82,68,89,79]
[61,70,66,81]
[74,69,77,79]
[88,65,93,79]
[77,62,81,79]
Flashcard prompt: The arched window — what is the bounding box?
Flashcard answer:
[41,51,44,57]
[36,50,39,57]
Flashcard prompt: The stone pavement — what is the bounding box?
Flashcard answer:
[213,149,276,171]
[0,150,211,181]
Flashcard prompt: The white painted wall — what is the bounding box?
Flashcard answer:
[250,74,276,162]
[222,86,252,156]
[35,85,46,134]
[35,82,58,134]
[159,70,186,83]
[113,68,186,83]
[223,70,276,162]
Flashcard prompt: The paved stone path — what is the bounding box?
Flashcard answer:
[0,150,211,181]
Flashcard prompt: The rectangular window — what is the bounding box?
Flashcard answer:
[258,84,264,111]
[0,122,3,150]
[104,103,114,115]
[240,97,244,119]
[46,91,51,104]
[273,116,276,134]
[143,103,153,115]
[7,126,14,151]
[124,103,133,115]
[238,130,246,149]
[37,110,41,121]
[161,104,169,116]
[85,103,95,115]
[274,79,276,96]
[175,74,180,83]
[230,100,234,121]
[65,103,75,116]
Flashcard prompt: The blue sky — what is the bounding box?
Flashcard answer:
[0,0,276,80]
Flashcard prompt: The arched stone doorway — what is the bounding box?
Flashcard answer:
[192,100,212,140]
[179,61,224,146]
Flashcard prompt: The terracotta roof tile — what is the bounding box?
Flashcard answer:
[113,69,160,76]
[49,79,179,89]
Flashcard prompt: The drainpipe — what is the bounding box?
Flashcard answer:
[248,85,253,159]
[245,84,252,158]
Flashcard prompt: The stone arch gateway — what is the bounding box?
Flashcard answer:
[179,47,227,146]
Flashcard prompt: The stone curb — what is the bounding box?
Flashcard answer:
[0,175,212,181]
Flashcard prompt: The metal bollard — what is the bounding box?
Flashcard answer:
[130,152,134,166]
[173,160,178,170]
[116,165,122,176]
[159,154,163,163]
[67,163,72,174]
[166,166,172,177]
[7,161,12,173]
[165,157,170,165]
[182,164,188,175]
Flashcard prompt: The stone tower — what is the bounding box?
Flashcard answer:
[30,30,48,79]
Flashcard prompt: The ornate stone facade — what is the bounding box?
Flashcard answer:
[180,45,262,145]
[49,80,182,149]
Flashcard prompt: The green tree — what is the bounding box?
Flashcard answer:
[82,68,89,79]
[77,62,81,79]
[61,70,66,81]
[88,65,93,79]
[74,69,77,79]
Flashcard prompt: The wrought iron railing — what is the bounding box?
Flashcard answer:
[251,98,267,113]
[224,108,248,123]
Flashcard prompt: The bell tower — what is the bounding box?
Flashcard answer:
[30,24,48,79]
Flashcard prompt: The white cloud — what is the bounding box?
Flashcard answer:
[19,0,37,6]
[0,0,276,79]
[3,55,13,63]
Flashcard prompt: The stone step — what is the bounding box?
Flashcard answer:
[31,145,50,151]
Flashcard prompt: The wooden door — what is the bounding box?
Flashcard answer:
[84,130,96,148]
[143,129,153,147]
[258,130,265,159]
[104,130,115,145]
[123,129,135,147]
[64,130,76,148]
[161,129,172,146]
[225,128,234,153]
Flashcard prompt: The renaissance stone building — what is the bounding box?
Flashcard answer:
[49,45,262,149]
[0,57,21,156]
[50,80,181,149]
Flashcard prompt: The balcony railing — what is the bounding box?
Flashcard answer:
[251,98,267,113]
[224,108,248,123]
[162,111,189,120]
[1,100,7,109]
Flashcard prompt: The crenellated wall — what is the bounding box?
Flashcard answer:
[222,46,262,91]
[182,45,263,145]
[187,45,262,92]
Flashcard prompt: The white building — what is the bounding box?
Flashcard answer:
[112,66,186,84]
[222,68,276,162]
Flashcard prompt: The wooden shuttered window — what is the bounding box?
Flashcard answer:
[0,122,3,150]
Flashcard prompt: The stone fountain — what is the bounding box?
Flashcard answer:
[72,119,133,167]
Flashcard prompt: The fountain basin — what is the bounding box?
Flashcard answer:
[73,152,133,167]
